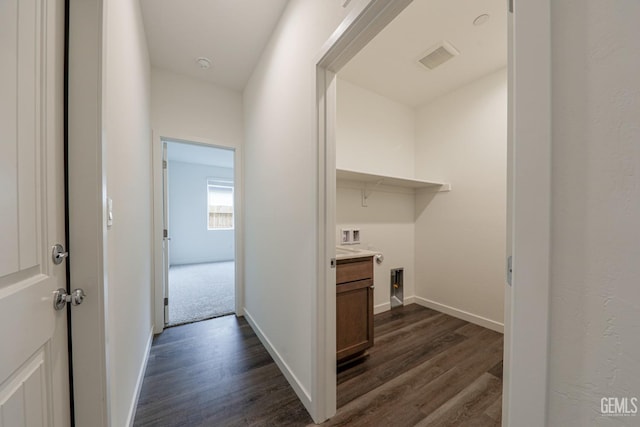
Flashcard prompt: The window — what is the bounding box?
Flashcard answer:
[207,179,234,230]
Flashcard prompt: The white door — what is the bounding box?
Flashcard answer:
[0,0,70,425]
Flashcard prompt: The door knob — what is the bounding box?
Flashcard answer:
[53,288,86,311]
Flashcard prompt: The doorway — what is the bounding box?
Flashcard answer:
[332,0,508,414]
[314,0,551,423]
[162,140,236,326]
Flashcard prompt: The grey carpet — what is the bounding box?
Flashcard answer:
[168,261,235,326]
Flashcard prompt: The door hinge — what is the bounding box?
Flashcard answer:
[508,0,513,13]
[163,229,168,238]
[507,255,513,286]
[330,258,336,269]
[164,297,168,306]
[163,160,167,169]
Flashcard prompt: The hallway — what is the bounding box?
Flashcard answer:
[133,315,312,426]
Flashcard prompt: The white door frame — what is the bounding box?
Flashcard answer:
[503,1,551,425]
[313,0,551,423]
[67,0,110,426]
[151,132,244,333]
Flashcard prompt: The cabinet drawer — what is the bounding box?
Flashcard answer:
[336,257,373,284]
[336,278,372,294]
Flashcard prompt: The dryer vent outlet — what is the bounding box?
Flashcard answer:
[390,268,404,309]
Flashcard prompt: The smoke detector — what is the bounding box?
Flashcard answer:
[195,57,212,69]
[418,41,460,70]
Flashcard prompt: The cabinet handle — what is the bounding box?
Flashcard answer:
[370,285,375,289]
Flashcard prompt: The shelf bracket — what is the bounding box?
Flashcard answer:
[361,179,384,207]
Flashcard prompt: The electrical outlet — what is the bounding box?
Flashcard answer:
[341,228,352,244]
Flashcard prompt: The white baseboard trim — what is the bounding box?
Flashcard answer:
[127,326,154,427]
[375,296,417,314]
[374,302,390,314]
[243,308,313,413]
[403,296,416,305]
[413,296,504,333]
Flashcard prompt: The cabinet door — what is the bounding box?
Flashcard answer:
[336,280,374,361]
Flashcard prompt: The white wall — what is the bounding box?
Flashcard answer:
[336,185,415,313]
[414,68,507,329]
[547,1,640,424]
[242,0,363,417]
[336,78,416,177]
[102,0,152,425]
[168,161,234,265]
[335,71,506,328]
[150,67,243,148]
[336,78,417,312]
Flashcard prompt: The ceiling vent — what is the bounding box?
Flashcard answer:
[418,41,460,70]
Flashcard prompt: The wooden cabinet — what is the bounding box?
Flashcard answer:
[336,256,374,362]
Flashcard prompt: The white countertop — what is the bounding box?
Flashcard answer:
[335,246,380,260]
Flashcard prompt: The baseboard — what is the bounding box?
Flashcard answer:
[375,296,416,314]
[127,327,154,427]
[374,302,390,314]
[413,296,504,333]
[403,296,416,305]
[170,258,235,266]
[243,308,313,414]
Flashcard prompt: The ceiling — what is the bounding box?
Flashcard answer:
[339,0,507,107]
[139,0,289,91]
[166,141,234,169]
[139,0,505,103]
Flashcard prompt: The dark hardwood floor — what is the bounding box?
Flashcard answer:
[327,304,504,426]
[133,304,503,427]
[133,315,313,426]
